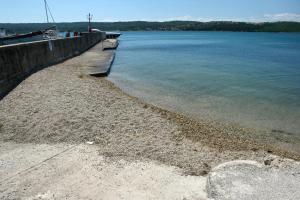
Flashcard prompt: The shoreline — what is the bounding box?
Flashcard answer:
[110,80,300,138]
[105,77,300,161]
[0,43,299,177]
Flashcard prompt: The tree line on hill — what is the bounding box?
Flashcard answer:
[1,21,300,34]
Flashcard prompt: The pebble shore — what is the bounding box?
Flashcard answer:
[0,48,299,176]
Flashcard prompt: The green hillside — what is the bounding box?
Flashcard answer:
[1,21,300,33]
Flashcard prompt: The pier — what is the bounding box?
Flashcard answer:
[78,39,118,77]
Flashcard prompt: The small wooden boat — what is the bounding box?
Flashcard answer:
[0,26,56,42]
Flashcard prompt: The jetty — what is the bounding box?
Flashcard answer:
[81,39,118,77]
[0,32,119,99]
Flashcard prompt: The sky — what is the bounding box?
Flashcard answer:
[1,0,300,23]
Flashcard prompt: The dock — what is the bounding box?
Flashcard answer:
[103,39,119,50]
[74,39,118,77]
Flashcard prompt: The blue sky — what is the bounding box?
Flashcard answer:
[1,0,300,23]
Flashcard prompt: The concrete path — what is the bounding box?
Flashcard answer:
[0,142,207,200]
[1,142,299,200]
[208,160,300,200]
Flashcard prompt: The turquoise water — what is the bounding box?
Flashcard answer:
[109,31,300,135]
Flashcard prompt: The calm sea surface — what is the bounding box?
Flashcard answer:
[108,31,300,135]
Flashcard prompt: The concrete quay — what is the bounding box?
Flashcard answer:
[74,39,118,77]
[0,32,106,99]
[103,39,119,50]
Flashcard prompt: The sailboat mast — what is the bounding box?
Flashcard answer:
[44,0,49,23]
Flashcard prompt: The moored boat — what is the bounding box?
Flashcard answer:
[105,32,122,39]
[91,29,121,39]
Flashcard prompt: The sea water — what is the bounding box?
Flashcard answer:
[109,31,300,136]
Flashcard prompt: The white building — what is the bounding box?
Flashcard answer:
[0,28,7,37]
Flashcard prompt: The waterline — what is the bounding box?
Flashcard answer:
[109,31,300,136]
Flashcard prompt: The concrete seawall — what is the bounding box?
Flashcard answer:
[0,32,106,98]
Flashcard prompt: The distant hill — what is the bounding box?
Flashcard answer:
[1,21,300,34]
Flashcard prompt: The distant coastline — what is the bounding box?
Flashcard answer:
[1,21,300,33]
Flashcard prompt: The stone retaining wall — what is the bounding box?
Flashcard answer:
[0,32,106,98]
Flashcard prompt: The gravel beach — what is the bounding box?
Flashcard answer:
[1,43,300,199]
[0,43,300,177]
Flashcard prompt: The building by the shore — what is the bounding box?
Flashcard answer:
[0,28,7,37]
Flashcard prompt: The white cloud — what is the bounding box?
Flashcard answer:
[263,13,300,22]
[156,15,214,22]
[96,13,300,23]
[158,13,300,22]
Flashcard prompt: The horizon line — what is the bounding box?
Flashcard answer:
[1,20,300,24]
